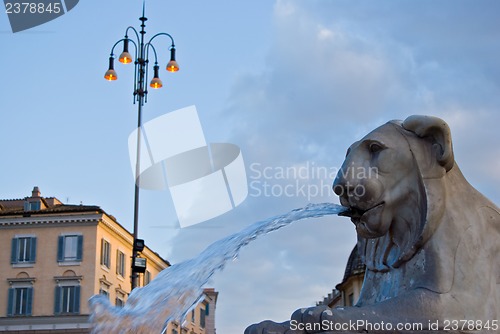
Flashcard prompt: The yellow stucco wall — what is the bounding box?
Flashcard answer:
[0,221,97,315]
[0,212,169,318]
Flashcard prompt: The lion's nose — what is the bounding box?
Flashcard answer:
[333,170,357,208]
[333,177,344,196]
[333,172,349,196]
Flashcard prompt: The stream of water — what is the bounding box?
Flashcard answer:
[89,202,347,333]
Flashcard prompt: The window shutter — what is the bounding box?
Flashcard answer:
[100,239,104,265]
[108,244,112,268]
[54,286,61,314]
[57,236,64,262]
[26,287,33,316]
[7,288,14,316]
[76,235,83,261]
[11,238,18,264]
[74,286,81,314]
[200,308,206,328]
[30,237,37,263]
[116,251,119,274]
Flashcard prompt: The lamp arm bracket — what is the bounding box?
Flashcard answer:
[148,32,175,48]
[110,38,131,56]
[145,43,159,63]
[127,38,139,61]
[125,26,141,44]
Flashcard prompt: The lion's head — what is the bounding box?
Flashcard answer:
[333,115,455,272]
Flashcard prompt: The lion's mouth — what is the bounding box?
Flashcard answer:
[340,202,385,223]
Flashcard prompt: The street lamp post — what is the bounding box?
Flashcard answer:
[104,3,179,291]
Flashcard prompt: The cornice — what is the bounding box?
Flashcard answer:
[0,212,169,269]
[99,215,169,270]
[98,215,134,245]
[0,213,102,227]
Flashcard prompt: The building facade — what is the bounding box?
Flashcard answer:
[317,244,365,308]
[167,288,218,334]
[0,187,217,334]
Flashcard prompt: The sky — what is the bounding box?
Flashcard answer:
[1,0,500,333]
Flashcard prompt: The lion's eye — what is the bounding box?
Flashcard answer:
[369,142,384,154]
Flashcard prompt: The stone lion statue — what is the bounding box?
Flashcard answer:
[246,115,499,333]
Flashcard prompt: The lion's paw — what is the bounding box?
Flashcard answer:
[244,320,298,334]
[290,305,334,333]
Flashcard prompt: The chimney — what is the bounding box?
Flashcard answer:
[32,186,41,198]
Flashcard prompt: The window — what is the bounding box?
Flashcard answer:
[115,291,125,307]
[115,287,126,307]
[57,235,83,262]
[100,239,111,268]
[11,237,37,264]
[116,251,125,277]
[24,201,40,211]
[144,270,151,285]
[99,288,109,299]
[200,306,206,328]
[115,297,124,307]
[99,276,112,301]
[172,329,178,334]
[7,287,33,316]
[54,285,80,314]
[191,309,195,322]
[348,293,354,307]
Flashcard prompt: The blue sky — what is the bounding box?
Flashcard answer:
[1,1,500,333]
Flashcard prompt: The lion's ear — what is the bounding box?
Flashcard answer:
[402,115,454,171]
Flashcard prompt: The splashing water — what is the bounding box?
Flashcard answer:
[89,202,347,333]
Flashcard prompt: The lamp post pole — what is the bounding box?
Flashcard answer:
[104,2,179,291]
